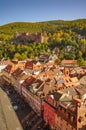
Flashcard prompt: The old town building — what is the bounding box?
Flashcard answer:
[43,90,86,130]
[0,59,86,130]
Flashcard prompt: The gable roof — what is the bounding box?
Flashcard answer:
[12,68,23,77]
[61,60,77,65]
[22,76,35,88]
[47,92,62,101]
[3,64,12,73]
[80,76,86,85]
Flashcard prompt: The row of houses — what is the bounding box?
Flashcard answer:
[1,59,86,130]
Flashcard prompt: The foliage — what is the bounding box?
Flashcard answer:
[0,19,86,64]
[0,19,86,41]
[77,58,85,66]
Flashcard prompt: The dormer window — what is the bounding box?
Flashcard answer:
[78,116,84,123]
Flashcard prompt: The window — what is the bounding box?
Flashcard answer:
[63,108,66,113]
[70,125,74,129]
[71,116,75,122]
[66,113,70,119]
[60,106,62,110]
[58,105,61,110]
[66,122,68,126]
[85,113,86,117]
[78,116,84,123]
[61,117,62,121]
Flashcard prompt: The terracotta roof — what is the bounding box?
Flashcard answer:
[75,85,86,96]
[71,77,79,82]
[57,83,64,89]
[22,76,35,88]
[25,60,33,69]
[38,80,56,96]
[3,64,12,73]
[61,87,78,97]
[61,60,77,65]
[29,79,43,93]
[47,92,62,101]
[59,95,72,107]
[45,61,54,67]
[80,76,86,85]
[67,103,77,113]
[18,72,28,81]
[22,76,43,94]
[12,68,23,77]
[47,91,72,108]
[0,60,14,65]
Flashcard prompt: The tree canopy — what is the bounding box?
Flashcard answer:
[0,19,86,66]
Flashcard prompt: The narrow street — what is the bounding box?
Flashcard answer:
[0,84,49,130]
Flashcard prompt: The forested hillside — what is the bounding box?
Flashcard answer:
[0,19,86,65]
[0,19,86,40]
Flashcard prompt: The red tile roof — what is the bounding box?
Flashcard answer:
[61,60,77,65]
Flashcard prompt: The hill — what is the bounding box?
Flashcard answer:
[0,19,86,65]
[0,19,86,41]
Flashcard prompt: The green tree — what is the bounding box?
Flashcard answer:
[13,53,22,60]
[80,38,86,59]
[0,50,2,58]
[78,58,85,66]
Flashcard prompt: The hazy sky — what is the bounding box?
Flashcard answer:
[0,0,86,25]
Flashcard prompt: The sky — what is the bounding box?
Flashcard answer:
[0,0,86,26]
